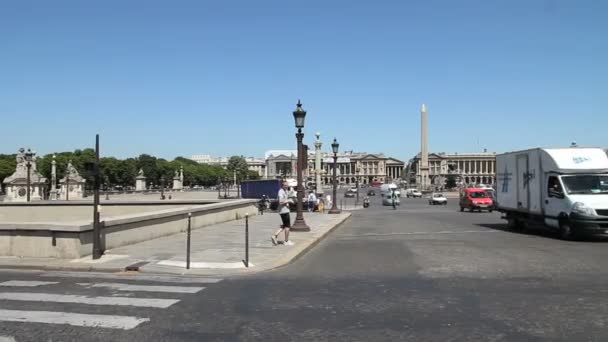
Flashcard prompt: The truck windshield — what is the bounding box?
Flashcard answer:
[561,175,608,194]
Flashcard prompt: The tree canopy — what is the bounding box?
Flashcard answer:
[1,150,259,192]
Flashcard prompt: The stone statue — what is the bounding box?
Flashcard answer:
[138,168,145,177]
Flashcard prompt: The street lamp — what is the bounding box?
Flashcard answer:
[291,100,310,231]
[329,138,341,214]
[160,176,165,200]
[24,149,34,202]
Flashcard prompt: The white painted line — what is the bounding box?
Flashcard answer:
[70,254,130,264]
[0,281,59,287]
[0,335,16,342]
[0,292,179,308]
[77,282,204,294]
[157,260,254,269]
[41,271,223,284]
[0,309,148,330]
[339,230,498,238]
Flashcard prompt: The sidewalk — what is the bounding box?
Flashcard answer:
[0,211,351,277]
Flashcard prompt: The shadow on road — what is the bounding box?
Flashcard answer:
[476,223,608,242]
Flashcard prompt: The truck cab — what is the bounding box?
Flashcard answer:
[543,173,608,238]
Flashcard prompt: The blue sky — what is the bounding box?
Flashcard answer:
[1,0,606,161]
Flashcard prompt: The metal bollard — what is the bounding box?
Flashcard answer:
[244,213,249,268]
[186,212,192,269]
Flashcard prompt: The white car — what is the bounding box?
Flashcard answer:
[406,189,422,198]
[429,193,447,205]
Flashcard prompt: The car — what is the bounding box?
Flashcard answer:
[348,187,358,193]
[459,187,494,212]
[367,190,376,196]
[344,191,355,198]
[428,193,447,205]
[406,189,422,198]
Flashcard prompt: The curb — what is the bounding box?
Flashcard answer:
[266,212,352,272]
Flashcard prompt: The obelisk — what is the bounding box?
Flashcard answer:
[419,103,430,190]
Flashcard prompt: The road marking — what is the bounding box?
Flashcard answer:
[0,335,17,342]
[0,281,58,287]
[77,282,204,293]
[0,309,148,330]
[41,271,223,284]
[157,260,254,269]
[70,254,129,264]
[339,230,499,238]
[0,292,179,308]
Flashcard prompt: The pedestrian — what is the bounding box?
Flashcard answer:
[326,194,332,209]
[307,191,317,212]
[271,181,294,246]
[391,189,397,210]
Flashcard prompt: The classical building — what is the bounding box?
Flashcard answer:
[406,152,497,189]
[265,150,298,179]
[190,154,266,177]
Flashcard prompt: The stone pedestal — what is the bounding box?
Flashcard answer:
[135,169,147,191]
[59,161,86,200]
[172,169,182,191]
[2,148,47,202]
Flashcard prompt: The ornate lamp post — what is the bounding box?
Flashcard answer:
[160,176,165,200]
[24,149,34,202]
[291,100,310,231]
[355,166,360,207]
[329,138,341,214]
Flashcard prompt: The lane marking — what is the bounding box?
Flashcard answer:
[339,230,499,238]
[41,271,222,284]
[0,281,59,287]
[0,309,148,330]
[157,260,254,269]
[0,292,179,308]
[77,282,204,293]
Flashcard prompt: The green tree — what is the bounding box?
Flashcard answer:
[445,175,457,189]
[0,154,17,190]
[226,156,250,182]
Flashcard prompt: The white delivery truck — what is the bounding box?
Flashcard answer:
[496,147,608,239]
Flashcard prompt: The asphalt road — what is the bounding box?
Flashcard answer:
[1,194,607,341]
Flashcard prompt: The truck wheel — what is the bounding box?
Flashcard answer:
[489,209,493,213]
[559,221,576,240]
[507,217,520,230]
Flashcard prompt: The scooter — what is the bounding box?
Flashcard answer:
[363,197,370,208]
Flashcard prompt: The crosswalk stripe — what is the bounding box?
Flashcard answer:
[0,281,59,287]
[0,292,179,308]
[41,271,222,284]
[0,309,148,330]
[77,282,204,293]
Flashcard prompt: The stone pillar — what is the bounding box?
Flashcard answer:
[314,133,322,192]
[419,104,430,190]
[180,166,184,191]
[50,154,58,200]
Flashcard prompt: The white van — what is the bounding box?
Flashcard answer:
[496,147,608,239]
[380,184,401,206]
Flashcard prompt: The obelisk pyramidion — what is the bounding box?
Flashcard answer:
[419,103,430,190]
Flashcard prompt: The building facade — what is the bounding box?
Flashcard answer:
[190,155,266,177]
[406,152,497,189]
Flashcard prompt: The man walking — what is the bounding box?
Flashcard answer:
[271,182,294,246]
[307,191,317,212]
